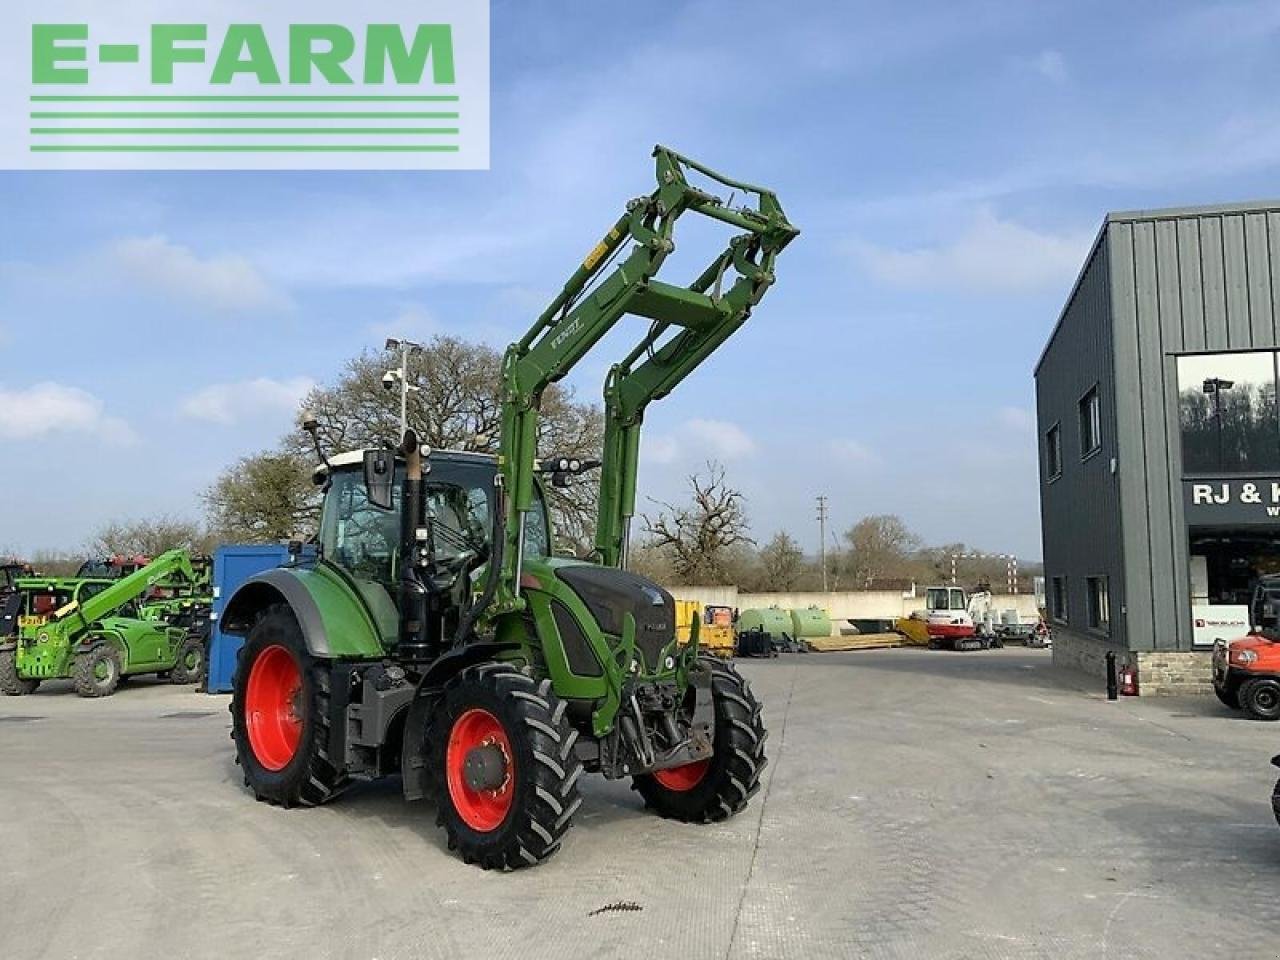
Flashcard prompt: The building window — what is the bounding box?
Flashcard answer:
[1087,576,1110,633]
[1078,386,1101,457]
[1051,576,1068,623]
[1177,351,1280,474]
[1045,423,1062,480]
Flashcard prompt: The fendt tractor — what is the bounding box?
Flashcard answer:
[0,549,207,697]
[221,146,797,869]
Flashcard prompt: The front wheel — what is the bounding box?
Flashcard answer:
[1240,678,1280,721]
[1214,683,1240,710]
[170,633,205,685]
[73,646,121,698]
[0,649,38,696]
[230,604,347,807]
[427,664,584,870]
[633,658,768,823]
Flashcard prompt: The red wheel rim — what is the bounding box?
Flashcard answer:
[446,708,515,832]
[245,644,303,772]
[653,759,710,792]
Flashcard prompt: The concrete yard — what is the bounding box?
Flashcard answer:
[2,649,1278,960]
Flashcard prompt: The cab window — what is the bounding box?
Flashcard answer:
[319,469,401,591]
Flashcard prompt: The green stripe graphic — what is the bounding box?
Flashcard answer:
[32,128,460,135]
[30,144,463,153]
[32,111,459,119]
[30,95,459,102]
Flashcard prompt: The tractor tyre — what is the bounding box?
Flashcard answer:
[1239,678,1280,722]
[170,633,205,685]
[73,645,122,698]
[633,657,768,823]
[230,604,348,808]
[1214,684,1240,710]
[1272,777,1280,828]
[427,663,584,870]
[0,649,38,696]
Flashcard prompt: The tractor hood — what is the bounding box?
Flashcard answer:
[545,561,675,670]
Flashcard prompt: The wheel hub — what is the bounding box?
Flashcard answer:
[463,743,509,792]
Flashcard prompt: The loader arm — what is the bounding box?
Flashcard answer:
[492,146,797,616]
[50,549,196,638]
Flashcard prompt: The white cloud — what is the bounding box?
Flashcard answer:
[852,210,1092,294]
[643,435,681,465]
[368,303,442,344]
[0,382,135,443]
[828,438,881,467]
[1032,49,1067,84]
[180,376,314,426]
[684,419,757,460]
[105,235,290,312]
[997,406,1035,433]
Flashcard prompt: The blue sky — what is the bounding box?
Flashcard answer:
[4,0,1280,559]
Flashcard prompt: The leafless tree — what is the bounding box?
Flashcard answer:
[842,514,921,587]
[208,336,604,552]
[642,461,752,584]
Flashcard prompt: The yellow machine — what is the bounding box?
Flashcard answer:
[675,600,736,658]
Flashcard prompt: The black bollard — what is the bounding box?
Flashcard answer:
[1105,650,1118,700]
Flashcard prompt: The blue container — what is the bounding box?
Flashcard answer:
[207,544,312,694]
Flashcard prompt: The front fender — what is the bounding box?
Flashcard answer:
[221,566,386,659]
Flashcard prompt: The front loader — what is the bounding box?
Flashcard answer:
[221,146,797,869]
[0,549,207,697]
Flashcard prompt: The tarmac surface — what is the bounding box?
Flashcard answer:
[1,647,1278,960]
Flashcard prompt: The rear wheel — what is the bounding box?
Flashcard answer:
[170,633,205,685]
[633,657,767,823]
[230,605,347,807]
[1240,678,1280,721]
[0,649,38,696]
[73,645,121,698]
[427,663,583,870]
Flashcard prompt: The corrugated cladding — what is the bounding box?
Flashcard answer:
[1038,200,1280,653]
[1035,232,1127,646]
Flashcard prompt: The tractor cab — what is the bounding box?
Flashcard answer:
[1213,574,1280,720]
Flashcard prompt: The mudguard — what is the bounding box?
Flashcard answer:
[219,565,388,659]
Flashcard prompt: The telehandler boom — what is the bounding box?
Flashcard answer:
[221,146,797,869]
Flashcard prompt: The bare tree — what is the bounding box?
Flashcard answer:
[88,515,214,557]
[843,514,921,587]
[756,531,805,591]
[643,461,752,585]
[207,335,605,553]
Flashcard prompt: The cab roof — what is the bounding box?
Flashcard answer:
[313,447,497,481]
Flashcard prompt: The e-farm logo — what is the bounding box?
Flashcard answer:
[2,2,489,170]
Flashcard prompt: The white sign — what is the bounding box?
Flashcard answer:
[0,1,490,170]
[1191,604,1249,650]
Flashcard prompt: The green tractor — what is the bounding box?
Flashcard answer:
[0,549,207,697]
[220,146,797,869]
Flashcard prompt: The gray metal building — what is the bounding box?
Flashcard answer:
[1036,200,1280,693]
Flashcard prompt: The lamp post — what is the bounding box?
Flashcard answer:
[1202,376,1235,470]
[384,338,424,439]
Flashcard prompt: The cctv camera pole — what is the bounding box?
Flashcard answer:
[398,341,410,439]
[385,337,424,440]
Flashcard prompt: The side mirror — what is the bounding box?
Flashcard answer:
[363,449,395,510]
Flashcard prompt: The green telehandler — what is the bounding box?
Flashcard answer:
[0,549,207,697]
[221,145,798,869]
